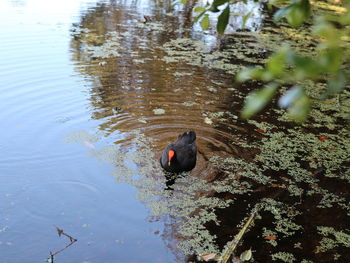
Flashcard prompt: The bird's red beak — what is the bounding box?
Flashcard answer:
[168,150,175,166]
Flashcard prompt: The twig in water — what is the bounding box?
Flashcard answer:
[47,226,78,262]
[219,206,258,263]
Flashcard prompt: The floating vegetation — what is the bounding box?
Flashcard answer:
[69,1,350,261]
[161,35,267,75]
[153,108,166,115]
[317,226,350,251]
[271,251,296,262]
[83,31,122,58]
[183,101,197,107]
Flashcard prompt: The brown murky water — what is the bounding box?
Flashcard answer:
[1,0,350,262]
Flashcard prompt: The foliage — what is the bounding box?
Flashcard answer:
[190,0,350,122]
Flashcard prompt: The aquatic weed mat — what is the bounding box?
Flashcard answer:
[68,1,350,262]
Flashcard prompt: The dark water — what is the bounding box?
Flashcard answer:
[1,0,350,262]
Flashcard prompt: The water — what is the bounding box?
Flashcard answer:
[1,0,350,262]
[0,0,246,262]
[0,1,175,262]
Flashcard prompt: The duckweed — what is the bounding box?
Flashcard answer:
[271,252,296,262]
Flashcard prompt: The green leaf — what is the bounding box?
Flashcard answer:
[299,0,311,17]
[266,46,289,76]
[209,5,220,12]
[278,85,303,108]
[242,12,251,30]
[212,0,228,8]
[288,94,310,122]
[313,21,338,41]
[274,0,311,27]
[339,9,350,24]
[236,67,264,82]
[291,55,320,79]
[209,0,228,12]
[326,70,347,96]
[290,0,311,27]
[240,248,252,261]
[261,71,274,82]
[241,83,278,118]
[194,6,206,13]
[286,5,306,27]
[274,6,290,22]
[269,0,289,5]
[194,10,207,23]
[201,14,210,30]
[279,86,310,122]
[217,5,230,34]
[319,48,342,73]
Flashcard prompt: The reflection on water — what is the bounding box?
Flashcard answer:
[194,0,264,33]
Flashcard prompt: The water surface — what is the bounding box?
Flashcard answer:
[1,0,349,263]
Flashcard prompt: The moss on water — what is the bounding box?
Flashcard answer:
[183,101,197,107]
[315,237,337,253]
[271,252,296,262]
[161,35,266,75]
[317,226,350,248]
[260,198,302,237]
[153,108,166,115]
[262,228,278,247]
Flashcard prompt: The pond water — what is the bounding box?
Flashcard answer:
[1,0,350,262]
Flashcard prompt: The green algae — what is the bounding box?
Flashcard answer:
[262,228,278,247]
[317,226,350,248]
[307,184,346,209]
[260,198,302,237]
[293,242,302,249]
[210,110,348,259]
[161,35,265,75]
[271,252,296,262]
[315,237,337,253]
[210,156,275,185]
[247,119,278,132]
[205,111,239,123]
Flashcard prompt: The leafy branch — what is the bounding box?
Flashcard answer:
[186,0,350,122]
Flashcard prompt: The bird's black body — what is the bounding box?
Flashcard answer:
[160,131,197,173]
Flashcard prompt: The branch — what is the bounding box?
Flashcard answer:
[47,226,78,262]
[219,206,258,263]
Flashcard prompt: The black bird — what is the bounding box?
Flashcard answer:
[160,131,197,173]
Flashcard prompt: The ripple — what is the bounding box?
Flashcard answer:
[19,180,100,221]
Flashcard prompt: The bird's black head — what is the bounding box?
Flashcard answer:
[178,131,196,143]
